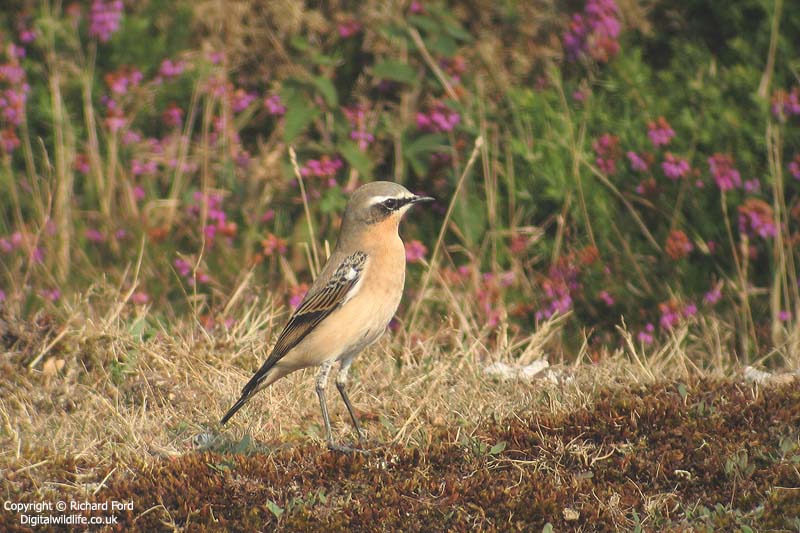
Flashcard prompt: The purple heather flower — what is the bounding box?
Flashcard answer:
[778,310,792,322]
[289,284,309,309]
[0,289,5,301]
[85,228,105,243]
[405,240,428,263]
[659,310,679,330]
[299,156,343,182]
[343,105,375,150]
[409,1,424,14]
[133,185,145,201]
[338,20,362,38]
[743,178,760,193]
[647,117,675,147]
[235,149,251,169]
[661,153,690,179]
[106,67,142,94]
[789,154,800,180]
[627,151,648,172]
[350,129,375,150]
[708,153,741,191]
[637,323,655,344]
[1,88,28,126]
[598,290,615,306]
[738,198,776,240]
[158,59,185,79]
[122,130,142,145]
[40,288,61,302]
[162,104,183,128]
[264,95,286,116]
[174,258,192,277]
[231,89,256,113]
[499,271,516,287]
[593,133,619,175]
[131,159,157,176]
[771,88,800,120]
[89,0,124,42]
[416,104,460,133]
[0,128,20,153]
[682,302,697,317]
[0,63,27,85]
[8,44,25,59]
[19,29,36,44]
[0,237,13,253]
[131,291,149,305]
[535,260,580,321]
[704,286,722,305]
[563,0,621,63]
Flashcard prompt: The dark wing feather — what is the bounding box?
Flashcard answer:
[221,251,368,423]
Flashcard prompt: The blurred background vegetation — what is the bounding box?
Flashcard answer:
[0,0,799,365]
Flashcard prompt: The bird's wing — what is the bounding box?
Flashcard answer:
[239,250,368,395]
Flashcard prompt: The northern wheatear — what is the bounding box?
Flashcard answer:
[221,181,434,452]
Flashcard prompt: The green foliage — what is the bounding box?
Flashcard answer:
[1,0,799,362]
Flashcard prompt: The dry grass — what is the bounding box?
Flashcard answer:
[1,283,799,530]
[0,291,790,462]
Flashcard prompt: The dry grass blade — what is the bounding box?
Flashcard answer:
[407,136,484,332]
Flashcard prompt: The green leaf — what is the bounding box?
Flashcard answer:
[233,433,253,454]
[318,188,347,214]
[312,76,338,107]
[407,15,440,33]
[443,20,472,42]
[542,523,554,533]
[289,35,309,51]
[310,51,338,67]
[207,460,234,473]
[282,91,320,142]
[129,316,146,339]
[405,133,448,156]
[372,60,417,84]
[428,34,458,56]
[489,441,507,455]
[677,383,688,402]
[339,141,374,177]
[404,133,448,176]
[266,499,284,519]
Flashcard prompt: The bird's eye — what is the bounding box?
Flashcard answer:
[383,198,399,210]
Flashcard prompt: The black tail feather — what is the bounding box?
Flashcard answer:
[220,394,250,425]
[221,362,277,424]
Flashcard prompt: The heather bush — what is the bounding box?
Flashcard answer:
[0,0,798,363]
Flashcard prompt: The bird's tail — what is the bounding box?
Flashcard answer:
[220,365,283,425]
[220,393,251,425]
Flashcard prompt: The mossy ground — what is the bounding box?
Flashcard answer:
[3,380,798,532]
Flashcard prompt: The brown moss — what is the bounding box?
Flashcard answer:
[2,381,798,531]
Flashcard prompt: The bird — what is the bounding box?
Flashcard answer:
[221,181,434,452]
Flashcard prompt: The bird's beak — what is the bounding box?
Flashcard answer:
[409,195,435,205]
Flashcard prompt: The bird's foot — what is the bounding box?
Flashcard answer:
[326,441,372,455]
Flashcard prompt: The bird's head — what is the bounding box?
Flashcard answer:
[342,181,435,232]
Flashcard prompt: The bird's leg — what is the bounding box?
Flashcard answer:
[315,361,335,449]
[316,360,367,454]
[335,360,365,445]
